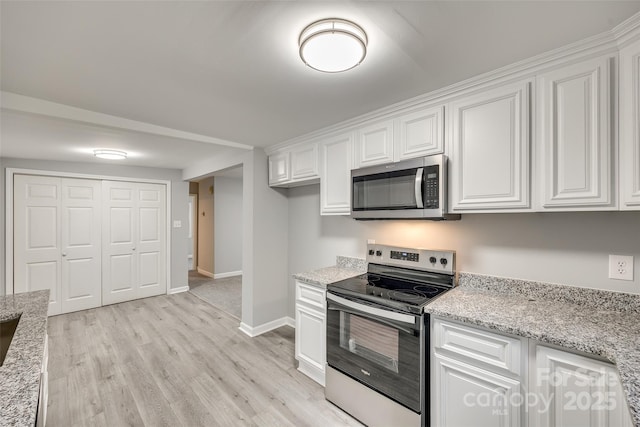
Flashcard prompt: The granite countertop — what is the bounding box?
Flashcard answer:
[293,256,367,288]
[425,273,640,427]
[0,290,50,427]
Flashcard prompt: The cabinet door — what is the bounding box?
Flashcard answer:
[397,105,445,160]
[295,304,326,384]
[536,56,614,210]
[433,354,523,427]
[14,175,62,315]
[268,152,290,185]
[620,40,640,210]
[320,132,354,215]
[449,81,531,211]
[60,178,102,313]
[354,120,394,168]
[530,345,633,427]
[290,144,319,181]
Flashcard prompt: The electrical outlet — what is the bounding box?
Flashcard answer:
[608,255,634,281]
[367,239,375,244]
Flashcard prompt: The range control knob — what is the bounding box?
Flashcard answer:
[368,249,375,256]
[376,250,383,256]
[429,256,437,264]
[440,258,448,266]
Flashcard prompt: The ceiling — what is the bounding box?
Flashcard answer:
[2,1,640,170]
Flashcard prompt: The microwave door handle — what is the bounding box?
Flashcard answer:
[415,167,424,208]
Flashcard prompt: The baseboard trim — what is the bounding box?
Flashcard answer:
[239,316,295,338]
[168,286,189,294]
[196,267,214,278]
[213,270,242,279]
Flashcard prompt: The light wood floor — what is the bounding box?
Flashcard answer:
[46,292,362,427]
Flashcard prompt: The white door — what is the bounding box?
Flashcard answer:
[60,178,102,313]
[14,175,62,315]
[354,119,394,168]
[102,181,137,305]
[102,181,166,305]
[136,183,166,299]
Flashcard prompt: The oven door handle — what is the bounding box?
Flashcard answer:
[326,293,417,326]
[327,305,415,335]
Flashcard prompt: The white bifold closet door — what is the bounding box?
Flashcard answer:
[14,175,102,316]
[102,181,166,305]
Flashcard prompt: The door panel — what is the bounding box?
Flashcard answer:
[102,181,166,303]
[14,175,62,315]
[102,181,137,305]
[139,207,160,242]
[109,254,135,292]
[61,178,101,313]
[136,183,166,298]
[139,252,159,287]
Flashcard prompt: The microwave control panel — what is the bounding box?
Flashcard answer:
[424,165,439,208]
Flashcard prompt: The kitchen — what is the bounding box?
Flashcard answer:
[2,1,640,426]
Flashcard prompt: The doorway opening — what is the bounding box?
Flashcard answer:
[187,166,243,320]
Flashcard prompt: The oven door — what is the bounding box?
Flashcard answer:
[326,292,424,413]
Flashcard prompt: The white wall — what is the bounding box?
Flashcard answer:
[0,157,189,295]
[242,150,289,327]
[214,175,243,276]
[287,185,640,316]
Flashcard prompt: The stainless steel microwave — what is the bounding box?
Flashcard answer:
[351,154,460,220]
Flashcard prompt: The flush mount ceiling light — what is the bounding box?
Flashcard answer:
[94,149,127,160]
[299,18,368,73]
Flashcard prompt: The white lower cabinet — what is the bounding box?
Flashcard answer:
[530,344,633,427]
[294,281,326,385]
[36,334,49,427]
[433,354,523,427]
[432,317,634,427]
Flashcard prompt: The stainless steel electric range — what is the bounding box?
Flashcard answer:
[325,244,456,427]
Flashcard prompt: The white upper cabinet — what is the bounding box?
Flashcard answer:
[536,55,615,210]
[354,119,394,168]
[320,132,354,215]
[448,80,531,212]
[396,105,445,161]
[268,143,320,187]
[620,39,640,210]
[290,143,319,181]
[268,152,290,186]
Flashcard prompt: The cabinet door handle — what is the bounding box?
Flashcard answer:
[62,252,67,257]
[132,248,136,251]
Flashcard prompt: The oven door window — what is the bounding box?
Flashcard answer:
[326,297,423,413]
[341,313,400,373]
[352,168,422,211]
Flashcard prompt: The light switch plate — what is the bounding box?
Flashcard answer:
[173,220,182,228]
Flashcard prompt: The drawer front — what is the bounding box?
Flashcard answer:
[295,281,325,310]
[433,318,522,376]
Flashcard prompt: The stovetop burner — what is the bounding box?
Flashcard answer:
[328,268,454,315]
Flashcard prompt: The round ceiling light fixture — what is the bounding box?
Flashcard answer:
[299,18,368,73]
[94,149,127,160]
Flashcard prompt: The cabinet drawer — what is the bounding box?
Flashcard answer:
[295,281,325,310]
[433,318,523,376]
